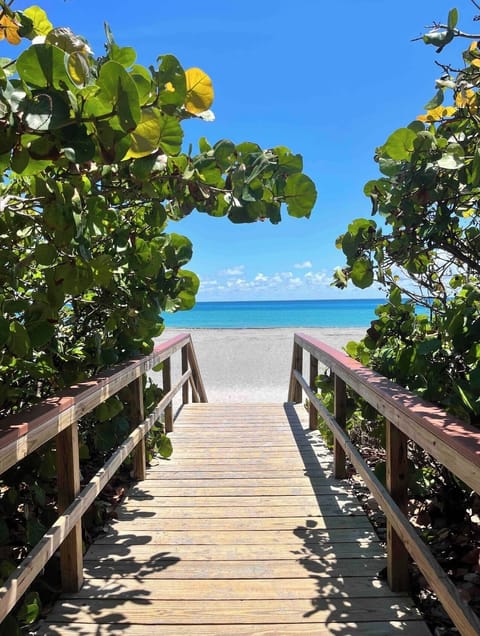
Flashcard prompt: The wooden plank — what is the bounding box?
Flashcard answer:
[96,528,378,545]
[74,576,401,600]
[127,485,352,497]
[43,597,423,624]
[36,621,432,635]
[82,557,384,579]
[116,503,365,519]
[106,515,373,531]
[86,542,385,561]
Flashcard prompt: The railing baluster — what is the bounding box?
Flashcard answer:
[309,354,318,430]
[288,341,303,403]
[182,345,189,404]
[130,376,146,481]
[163,357,173,433]
[333,374,347,479]
[56,423,83,592]
[386,419,410,592]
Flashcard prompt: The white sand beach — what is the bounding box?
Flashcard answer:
[154,327,366,403]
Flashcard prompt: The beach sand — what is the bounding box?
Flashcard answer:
[153,327,366,403]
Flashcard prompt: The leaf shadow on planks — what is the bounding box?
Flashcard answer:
[283,403,426,634]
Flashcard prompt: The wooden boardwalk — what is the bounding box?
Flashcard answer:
[38,403,430,635]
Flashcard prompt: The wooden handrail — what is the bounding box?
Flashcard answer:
[289,332,480,636]
[0,333,207,624]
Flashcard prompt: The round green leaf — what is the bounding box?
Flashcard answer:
[284,173,317,218]
[350,257,374,289]
[16,44,73,89]
[382,127,417,161]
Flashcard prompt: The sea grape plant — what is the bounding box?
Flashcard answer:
[334,6,480,425]
[0,2,316,627]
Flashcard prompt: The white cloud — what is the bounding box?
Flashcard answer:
[304,271,329,286]
[294,260,313,269]
[198,268,336,300]
[221,265,245,276]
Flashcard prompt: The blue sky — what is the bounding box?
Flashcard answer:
[6,1,475,300]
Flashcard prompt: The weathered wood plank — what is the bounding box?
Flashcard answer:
[82,557,384,579]
[37,621,432,635]
[74,576,402,600]
[96,528,379,545]
[43,597,423,624]
[86,542,385,560]
[106,515,372,531]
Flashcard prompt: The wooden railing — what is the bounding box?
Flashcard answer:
[0,333,206,624]
[289,332,480,636]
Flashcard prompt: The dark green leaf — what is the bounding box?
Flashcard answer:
[424,88,444,110]
[448,8,458,30]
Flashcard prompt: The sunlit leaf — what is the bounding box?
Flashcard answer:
[0,14,21,45]
[66,51,90,86]
[417,105,456,122]
[23,6,53,36]
[185,67,214,114]
[383,128,417,160]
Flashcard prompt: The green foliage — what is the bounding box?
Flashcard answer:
[334,7,480,426]
[329,8,480,561]
[0,2,317,629]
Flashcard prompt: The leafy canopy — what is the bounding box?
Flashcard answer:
[334,6,480,424]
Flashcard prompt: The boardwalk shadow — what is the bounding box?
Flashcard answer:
[283,402,419,633]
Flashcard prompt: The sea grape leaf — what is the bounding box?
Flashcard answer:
[350,257,374,289]
[284,173,317,218]
[184,67,214,114]
[23,6,53,36]
[382,128,417,160]
[157,433,173,458]
[97,61,141,132]
[156,54,186,107]
[16,44,73,89]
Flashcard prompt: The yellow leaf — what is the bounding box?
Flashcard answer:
[455,89,477,108]
[0,14,21,45]
[23,6,53,36]
[67,51,90,87]
[470,41,479,52]
[471,58,480,68]
[417,105,457,122]
[123,108,161,159]
[164,82,175,93]
[184,67,214,114]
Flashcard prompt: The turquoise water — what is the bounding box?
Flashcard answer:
[164,299,382,328]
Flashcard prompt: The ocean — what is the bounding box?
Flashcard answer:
[164,298,382,329]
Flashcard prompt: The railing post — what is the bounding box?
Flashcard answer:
[182,345,189,404]
[163,357,173,433]
[309,354,318,430]
[288,341,303,403]
[333,374,347,479]
[56,423,83,592]
[386,420,410,592]
[130,376,146,481]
